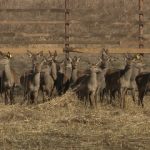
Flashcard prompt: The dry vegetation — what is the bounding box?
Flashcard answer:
[0,0,149,49]
[0,92,150,150]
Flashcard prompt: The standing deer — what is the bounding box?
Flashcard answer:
[40,51,58,101]
[20,50,44,101]
[70,56,80,86]
[136,72,150,107]
[96,57,110,102]
[74,63,102,108]
[24,58,46,104]
[56,56,73,95]
[97,48,118,102]
[0,51,17,105]
[105,54,145,108]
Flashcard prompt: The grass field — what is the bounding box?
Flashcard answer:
[0,92,150,150]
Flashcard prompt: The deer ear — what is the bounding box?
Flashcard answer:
[49,51,52,57]
[73,56,77,61]
[0,51,4,56]
[7,52,12,58]
[39,51,43,57]
[54,50,57,57]
[135,54,141,60]
[77,57,80,62]
[69,57,72,62]
[27,50,33,58]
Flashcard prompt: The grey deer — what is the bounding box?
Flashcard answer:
[105,54,145,108]
[56,56,73,95]
[40,51,58,101]
[74,63,102,108]
[24,58,46,104]
[0,51,17,105]
[136,71,150,107]
[20,50,44,101]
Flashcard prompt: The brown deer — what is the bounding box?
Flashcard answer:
[40,51,58,101]
[56,56,73,95]
[70,56,81,86]
[20,50,44,100]
[105,54,145,108]
[0,51,17,105]
[24,58,46,104]
[136,72,150,107]
[74,63,102,108]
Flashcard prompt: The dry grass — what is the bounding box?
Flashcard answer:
[0,92,150,150]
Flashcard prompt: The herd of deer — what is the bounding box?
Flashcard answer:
[0,49,149,109]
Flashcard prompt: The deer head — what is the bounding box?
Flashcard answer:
[49,50,58,62]
[0,51,13,65]
[27,50,44,70]
[71,56,80,69]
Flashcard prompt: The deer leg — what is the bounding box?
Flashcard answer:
[91,92,96,108]
[48,89,51,100]
[10,89,13,105]
[4,90,8,105]
[34,91,38,105]
[96,87,100,103]
[93,92,99,108]
[10,87,15,105]
[27,91,30,105]
[120,88,125,108]
[138,90,144,107]
[131,89,136,103]
[110,90,115,104]
[42,90,46,102]
[101,88,106,103]
[122,88,127,109]
[89,92,93,108]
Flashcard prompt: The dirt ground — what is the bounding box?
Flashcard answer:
[0,50,150,150]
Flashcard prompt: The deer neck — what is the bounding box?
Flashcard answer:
[71,67,78,82]
[51,61,57,80]
[131,65,141,80]
[4,63,13,80]
[44,65,51,75]
[122,65,132,81]
[33,72,41,87]
[90,71,97,85]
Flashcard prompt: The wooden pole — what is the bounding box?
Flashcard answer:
[64,0,70,58]
[139,0,144,49]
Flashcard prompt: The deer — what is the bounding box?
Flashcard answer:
[56,56,73,95]
[105,54,145,108]
[40,51,58,101]
[0,51,17,105]
[70,56,81,86]
[136,72,150,107]
[73,62,102,108]
[20,50,44,101]
[23,58,46,104]
[96,48,118,103]
[26,50,43,72]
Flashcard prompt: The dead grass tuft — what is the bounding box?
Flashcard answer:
[0,93,150,149]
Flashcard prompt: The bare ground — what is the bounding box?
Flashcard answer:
[0,92,150,150]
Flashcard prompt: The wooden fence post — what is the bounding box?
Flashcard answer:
[64,0,70,58]
[139,0,144,50]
